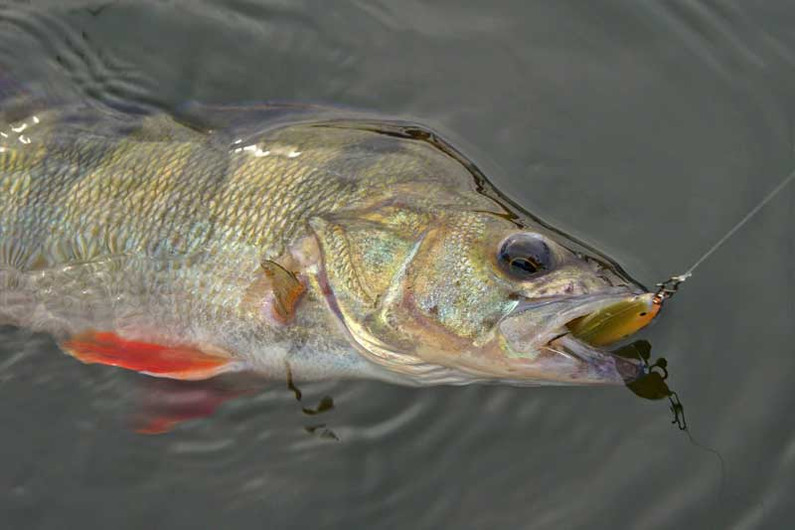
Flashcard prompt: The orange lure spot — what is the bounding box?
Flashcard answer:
[62,331,236,380]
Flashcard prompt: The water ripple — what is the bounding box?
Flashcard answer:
[0,4,158,111]
[0,1,794,529]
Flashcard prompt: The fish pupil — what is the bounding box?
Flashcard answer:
[510,257,542,274]
[498,233,553,280]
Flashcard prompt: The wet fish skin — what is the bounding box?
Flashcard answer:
[0,105,648,385]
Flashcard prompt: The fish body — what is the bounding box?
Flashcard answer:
[0,103,653,386]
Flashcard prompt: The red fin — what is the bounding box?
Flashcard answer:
[62,331,239,380]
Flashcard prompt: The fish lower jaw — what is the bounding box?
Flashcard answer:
[546,334,646,384]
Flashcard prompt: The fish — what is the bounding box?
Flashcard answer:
[0,99,659,389]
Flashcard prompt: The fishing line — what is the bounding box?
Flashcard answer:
[643,166,795,508]
[655,166,795,302]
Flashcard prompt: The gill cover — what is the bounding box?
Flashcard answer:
[310,206,529,382]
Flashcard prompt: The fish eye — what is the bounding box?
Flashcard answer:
[498,233,554,280]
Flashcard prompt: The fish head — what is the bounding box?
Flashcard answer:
[311,206,653,386]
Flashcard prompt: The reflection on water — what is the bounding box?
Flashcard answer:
[131,340,683,440]
[616,340,687,431]
[1,1,794,529]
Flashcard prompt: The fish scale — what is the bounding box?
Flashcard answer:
[0,110,440,346]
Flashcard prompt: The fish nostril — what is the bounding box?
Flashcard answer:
[595,272,615,286]
[564,282,574,294]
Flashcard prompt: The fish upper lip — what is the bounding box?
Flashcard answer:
[510,286,645,342]
[512,286,642,312]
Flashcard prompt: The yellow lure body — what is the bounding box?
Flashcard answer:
[567,293,661,347]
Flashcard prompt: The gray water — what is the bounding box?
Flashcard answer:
[1,1,793,529]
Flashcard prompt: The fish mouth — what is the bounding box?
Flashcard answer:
[501,288,654,384]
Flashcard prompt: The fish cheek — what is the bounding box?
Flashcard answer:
[310,209,516,367]
[396,229,517,356]
[308,211,429,327]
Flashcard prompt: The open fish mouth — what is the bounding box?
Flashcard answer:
[500,289,658,384]
[556,291,659,383]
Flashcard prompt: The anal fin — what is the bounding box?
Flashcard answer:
[62,331,242,381]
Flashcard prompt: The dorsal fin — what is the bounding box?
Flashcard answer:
[172,101,338,132]
[170,101,384,147]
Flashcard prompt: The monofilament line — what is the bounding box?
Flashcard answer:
[655,166,795,301]
[682,167,795,277]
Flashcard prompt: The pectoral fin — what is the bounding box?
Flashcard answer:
[243,260,306,325]
[62,331,242,380]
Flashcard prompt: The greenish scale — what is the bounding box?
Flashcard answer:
[0,107,496,370]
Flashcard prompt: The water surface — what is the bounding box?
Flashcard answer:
[1,1,793,529]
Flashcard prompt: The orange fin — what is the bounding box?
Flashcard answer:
[62,331,243,380]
